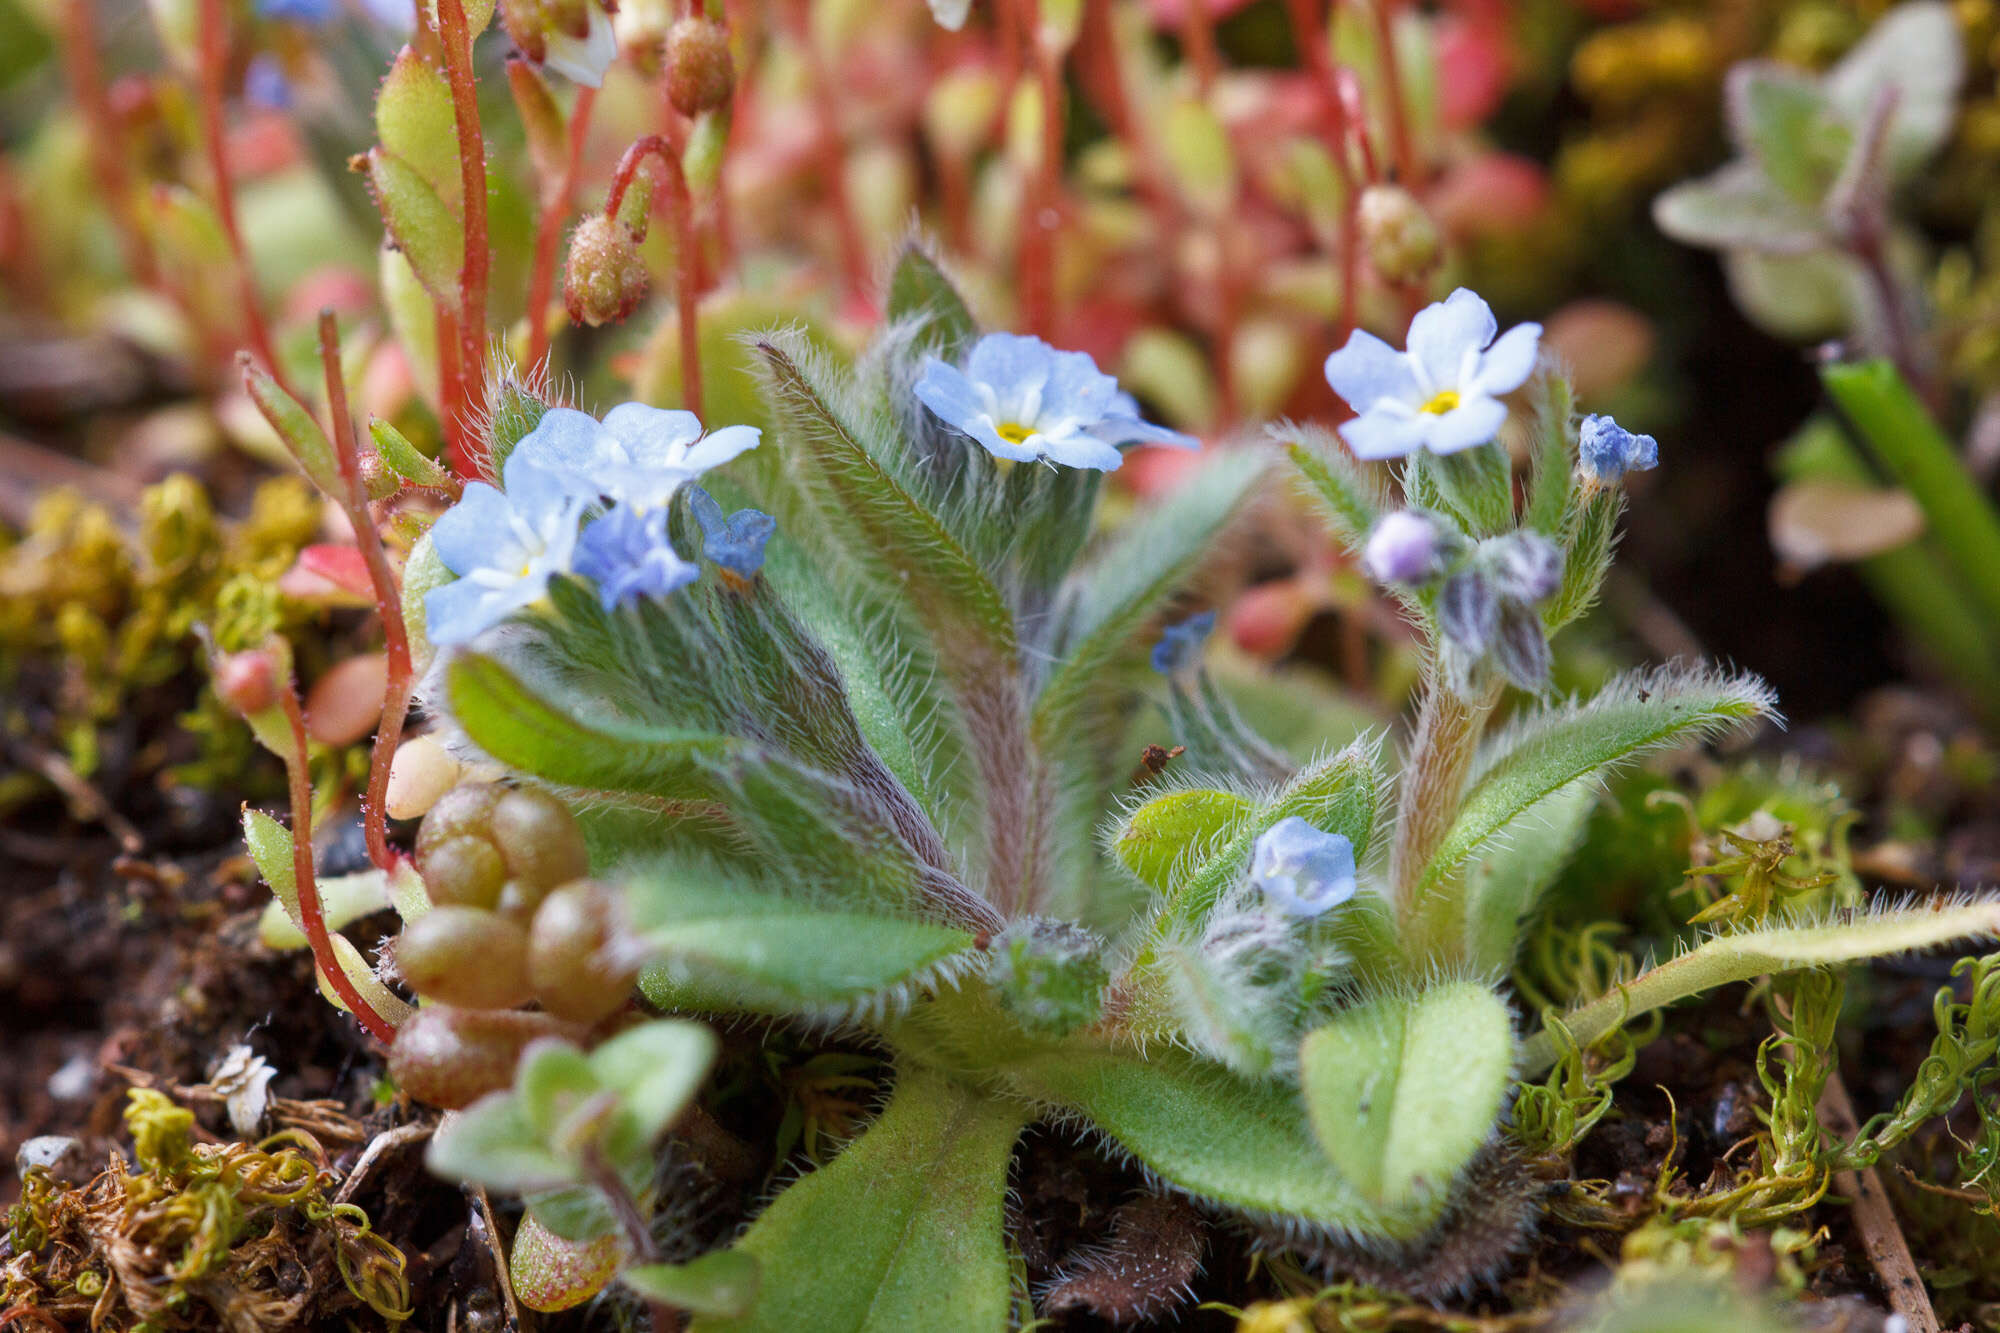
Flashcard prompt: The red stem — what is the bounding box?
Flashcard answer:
[607,135,705,416]
[525,84,598,374]
[278,687,397,1043]
[1371,0,1419,186]
[1179,0,1220,97]
[436,0,491,474]
[59,0,155,287]
[1078,0,1179,254]
[789,0,868,305]
[197,0,290,391]
[1283,0,1361,342]
[317,313,416,876]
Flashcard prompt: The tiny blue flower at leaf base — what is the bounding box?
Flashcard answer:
[516,403,762,513]
[424,455,591,647]
[1578,414,1660,485]
[1322,288,1542,460]
[1362,510,1450,586]
[574,505,700,610]
[1150,610,1216,675]
[1249,817,1358,918]
[687,487,776,577]
[914,332,1198,471]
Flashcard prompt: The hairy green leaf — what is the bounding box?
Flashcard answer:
[884,243,977,359]
[623,1252,761,1318]
[1652,161,1824,255]
[1112,788,1254,893]
[1284,423,1384,545]
[1461,781,1596,974]
[694,1067,1024,1333]
[1298,983,1515,1209]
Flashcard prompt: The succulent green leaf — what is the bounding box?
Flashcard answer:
[243,808,301,931]
[1520,898,2000,1074]
[1298,982,1515,1210]
[630,868,976,1016]
[884,242,978,359]
[1461,781,1596,975]
[589,1020,718,1154]
[693,1067,1024,1333]
[257,870,393,950]
[1001,1044,1425,1240]
[1113,788,1255,892]
[366,149,465,310]
[623,1252,761,1319]
[426,1094,575,1193]
[240,361,344,498]
[1417,666,1776,901]
[376,47,461,208]
[369,416,454,490]
[509,1212,627,1313]
[516,1040,600,1143]
[1652,162,1825,255]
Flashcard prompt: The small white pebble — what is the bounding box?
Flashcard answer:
[386,733,463,821]
[1884,1316,1909,1333]
[47,1053,96,1101]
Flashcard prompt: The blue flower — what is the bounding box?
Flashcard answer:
[1322,288,1541,460]
[1249,817,1357,918]
[1150,610,1216,675]
[244,54,292,111]
[1578,414,1659,484]
[573,505,699,610]
[914,332,1198,472]
[687,487,775,577]
[424,455,591,646]
[514,403,761,513]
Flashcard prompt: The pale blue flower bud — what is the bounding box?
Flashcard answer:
[1248,817,1357,918]
[1150,610,1216,675]
[1482,532,1562,604]
[1362,510,1447,586]
[1578,414,1659,484]
[687,486,775,577]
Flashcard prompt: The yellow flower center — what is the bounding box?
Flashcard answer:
[995,421,1036,445]
[1419,390,1461,416]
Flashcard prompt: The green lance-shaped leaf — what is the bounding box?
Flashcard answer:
[1285,424,1385,547]
[1112,788,1255,893]
[999,1043,1422,1241]
[1298,982,1516,1211]
[1415,665,1777,902]
[629,867,977,1017]
[751,333,1018,680]
[376,46,461,209]
[445,653,743,801]
[884,242,978,361]
[624,1252,761,1320]
[244,808,301,929]
[369,416,455,490]
[1519,898,2000,1075]
[693,1066,1025,1333]
[1034,449,1267,745]
[1461,781,1596,975]
[366,149,465,310]
[241,359,343,498]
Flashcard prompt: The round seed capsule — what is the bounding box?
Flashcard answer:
[529,881,640,1024]
[489,787,591,889]
[395,908,534,1010]
[388,1006,576,1109]
[415,782,504,861]
[418,835,508,911]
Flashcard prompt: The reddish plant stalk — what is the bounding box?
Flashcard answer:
[436,306,473,476]
[436,0,492,473]
[1282,0,1361,341]
[607,135,706,417]
[788,0,869,306]
[1179,0,1221,96]
[1370,0,1419,186]
[317,313,416,876]
[1078,0,1179,256]
[58,0,155,286]
[525,85,599,374]
[197,0,290,390]
[1018,0,1065,337]
[278,686,398,1043]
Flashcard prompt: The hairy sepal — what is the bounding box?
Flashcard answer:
[1298,982,1516,1213]
[692,1066,1025,1333]
[1520,896,2000,1074]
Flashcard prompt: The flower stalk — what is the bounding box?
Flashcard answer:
[437,0,493,475]
[197,0,289,391]
[606,134,706,416]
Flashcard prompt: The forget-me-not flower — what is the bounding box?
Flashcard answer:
[425,455,590,646]
[1150,610,1216,675]
[1362,510,1450,587]
[1578,414,1659,485]
[1322,288,1541,460]
[914,332,1198,472]
[515,403,761,513]
[688,487,776,577]
[1249,817,1357,918]
[573,505,700,610]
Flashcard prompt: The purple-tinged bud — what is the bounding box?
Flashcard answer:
[1482,532,1562,604]
[564,214,649,327]
[663,17,734,118]
[1492,601,1553,691]
[1578,413,1659,486]
[1361,510,1446,586]
[1437,569,1499,656]
[1356,184,1441,285]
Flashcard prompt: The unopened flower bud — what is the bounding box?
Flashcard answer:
[564,214,649,327]
[1248,817,1356,918]
[1578,413,1659,486]
[1482,531,1563,604]
[214,649,278,715]
[1362,510,1447,586]
[663,17,734,118]
[1357,184,1441,285]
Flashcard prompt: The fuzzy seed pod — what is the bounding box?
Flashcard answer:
[395,907,535,1010]
[564,214,649,327]
[663,17,734,117]
[1356,184,1441,285]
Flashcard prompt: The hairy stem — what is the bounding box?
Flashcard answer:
[1178,0,1220,97]
[436,0,491,474]
[317,313,415,875]
[197,0,289,390]
[1389,677,1499,952]
[524,83,597,375]
[1371,0,1419,186]
[790,0,869,307]
[278,687,398,1043]
[607,134,705,417]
